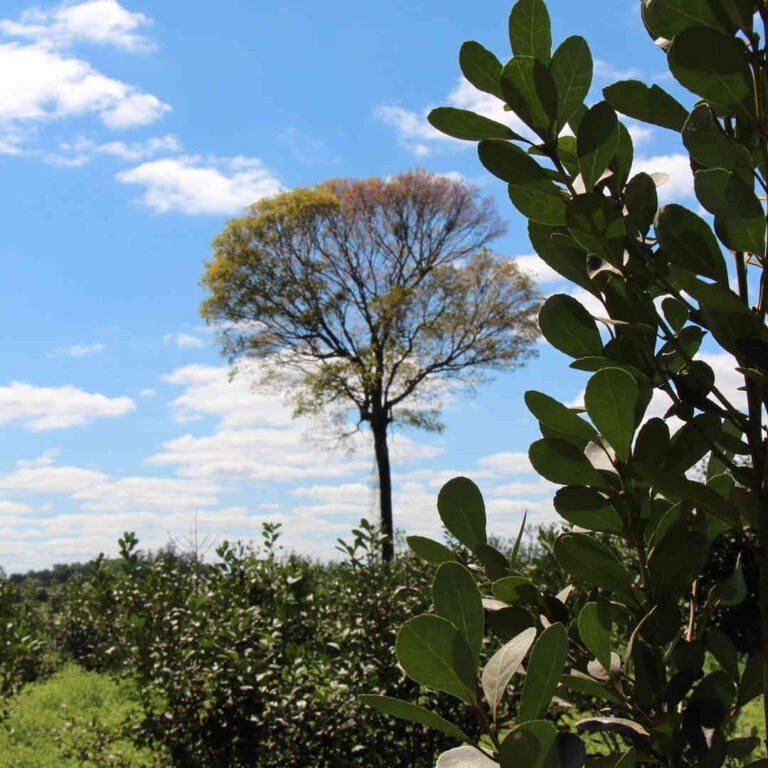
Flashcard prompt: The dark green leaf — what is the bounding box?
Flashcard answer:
[488,606,535,642]
[649,517,710,599]
[482,626,537,718]
[557,733,586,768]
[395,614,476,702]
[554,486,624,533]
[624,173,657,236]
[428,107,522,141]
[473,543,509,581]
[528,224,596,294]
[577,102,619,191]
[639,465,741,528]
[633,417,670,466]
[566,193,627,268]
[608,122,634,194]
[694,169,766,255]
[579,601,612,672]
[519,623,568,720]
[460,41,504,100]
[661,297,689,332]
[602,80,688,132]
[584,367,639,462]
[529,438,609,488]
[538,293,603,358]
[359,695,470,742]
[437,477,487,549]
[407,535,457,564]
[655,204,728,285]
[642,0,733,38]
[683,103,751,171]
[705,629,739,681]
[478,140,567,225]
[500,721,557,768]
[501,56,558,139]
[664,413,722,474]
[433,562,484,666]
[557,673,623,705]
[550,36,592,129]
[575,718,648,738]
[493,576,541,607]
[668,28,753,117]
[726,737,760,760]
[525,390,597,447]
[739,653,763,705]
[508,0,551,62]
[616,748,637,768]
[555,533,636,602]
[706,554,747,608]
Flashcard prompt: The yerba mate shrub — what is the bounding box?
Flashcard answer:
[366,1,768,765]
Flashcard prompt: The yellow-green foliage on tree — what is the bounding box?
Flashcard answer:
[201,170,541,562]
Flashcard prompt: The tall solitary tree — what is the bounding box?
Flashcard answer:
[201,170,540,562]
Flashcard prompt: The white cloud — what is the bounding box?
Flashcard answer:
[139,387,156,397]
[116,155,283,215]
[163,332,204,349]
[16,448,60,468]
[477,451,533,475]
[513,254,562,285]
[47,341,104,357]
[0,381,135,430]
[0,1,154,52]
[375,77,532,156]
[626,122,653,146]
[0,42,168,128]
[46,133,180,166]
[0,464,106,493]
[593,59,639,81]
[633,153,693,201]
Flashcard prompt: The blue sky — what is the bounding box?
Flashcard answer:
[0,0,740,571]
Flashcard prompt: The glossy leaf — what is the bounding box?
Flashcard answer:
[642,0,733,38]
[602,80,687,131]
[576,102,619,191]
[428,107,522,141]
[538,294,602,359]
[656,204,728,285]
[360,695,470,742]
[437,477,487,549]
[519,623,568,721]
[482,626,537,718]
[500,56,558,139]
[553,485,624,533]
[648,517,710,599]
[433,562,484,666]
[550,36,592,129]
[406,535,457,564]
[528,223,595,294]
[493,576,541,606]
[694,169,766,255]
[623,172,657,236]
[554,533,636,602]
[668,28,753,117]
[529,438,608,488]
[395,614,476,703]
[460,41,504,99]
[682,103,751,171]
[584,367,639,462]
[500,721,557,768]
[478,140,567,225]
[579,601,612,673]
[508,0,551,62]
[566,193,626,267]
[524,390,597,447]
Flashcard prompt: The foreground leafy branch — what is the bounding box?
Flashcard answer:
[366,0,768,765]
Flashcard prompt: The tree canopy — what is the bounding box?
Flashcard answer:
[201,170,541,560]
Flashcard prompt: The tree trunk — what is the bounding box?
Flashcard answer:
[371,420,394,564]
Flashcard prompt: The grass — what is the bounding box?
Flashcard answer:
[0,663,168,768]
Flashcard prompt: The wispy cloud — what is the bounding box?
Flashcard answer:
[375,77,532,157]
[163,332,204,349]
[44,134,181,167]
[47,341,104,357]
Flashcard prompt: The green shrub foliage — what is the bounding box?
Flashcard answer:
[371,0,768,765]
